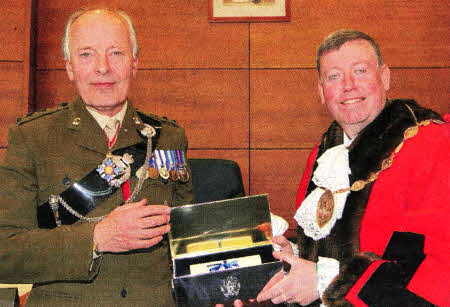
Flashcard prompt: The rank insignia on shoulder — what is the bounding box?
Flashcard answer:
[16,104,69,125]
[159,115,179,127]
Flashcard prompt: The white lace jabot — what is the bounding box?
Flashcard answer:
[294,135,353,241]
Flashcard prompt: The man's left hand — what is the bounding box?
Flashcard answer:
[256,251,319,305]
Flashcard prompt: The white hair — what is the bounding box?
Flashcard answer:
[62,9,139,61]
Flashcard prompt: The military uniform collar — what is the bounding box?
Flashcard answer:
[114,103,147,149]
[66,96,145,153]
[85,101,128,130]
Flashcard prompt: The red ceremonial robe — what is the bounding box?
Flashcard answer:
[295,100,450,306]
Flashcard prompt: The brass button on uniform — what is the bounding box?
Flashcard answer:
[120,288,127,298]
[62,177,71,186]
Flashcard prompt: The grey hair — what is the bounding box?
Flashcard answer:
[316,29,383,75]
[62,9,139,61]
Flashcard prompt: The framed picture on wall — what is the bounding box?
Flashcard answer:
[208,0,290,22]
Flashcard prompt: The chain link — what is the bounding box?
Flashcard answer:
[51,134,153,224]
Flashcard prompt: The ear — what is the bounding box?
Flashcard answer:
[380,64,390,91]
[132,57,139,78]
[318,79,325,105]
[65,60,74,81]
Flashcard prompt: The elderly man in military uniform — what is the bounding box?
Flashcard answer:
[0,8,193,306]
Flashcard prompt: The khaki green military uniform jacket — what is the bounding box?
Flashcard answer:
[0,97,194,306]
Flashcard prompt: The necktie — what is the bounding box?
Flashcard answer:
[104,118,120,148]
[104,118,119,140]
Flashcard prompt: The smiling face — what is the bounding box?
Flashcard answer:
[318,39,390,138]
[65,11,138,116]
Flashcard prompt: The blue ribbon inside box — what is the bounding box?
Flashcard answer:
[169,194,282,306]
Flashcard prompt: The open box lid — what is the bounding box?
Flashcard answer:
[169,194,273,259]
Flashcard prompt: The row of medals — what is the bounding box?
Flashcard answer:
[146,162,189,183]
[138,150,189,183]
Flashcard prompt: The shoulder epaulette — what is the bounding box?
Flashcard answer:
[161,115,179,127]
[137,111,180,128]
[16,103,69,125]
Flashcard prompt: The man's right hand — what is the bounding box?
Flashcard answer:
[93,199,171,253]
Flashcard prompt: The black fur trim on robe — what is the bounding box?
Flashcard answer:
[295,99,442,306]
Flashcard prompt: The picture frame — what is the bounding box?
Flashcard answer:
[208,0,291,22]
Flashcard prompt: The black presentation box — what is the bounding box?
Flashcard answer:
[169,194,282,306]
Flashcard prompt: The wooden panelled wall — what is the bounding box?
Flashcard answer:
[1,1,449,234]
[0,0,32,157]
